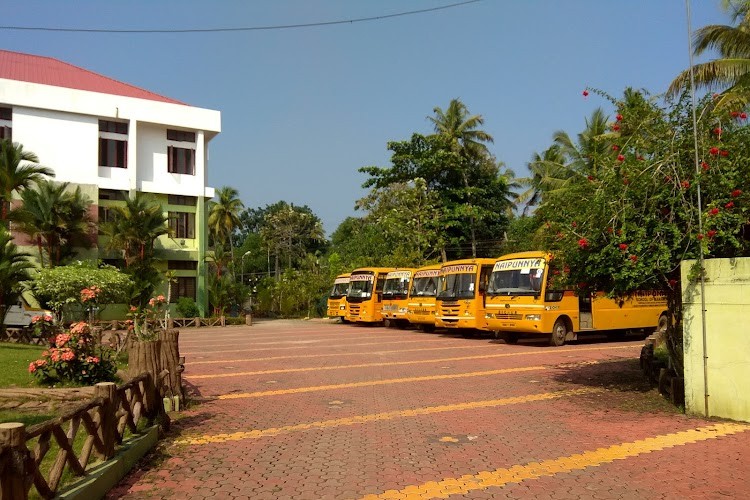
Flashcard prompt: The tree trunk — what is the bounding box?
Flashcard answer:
[127,338,162,382]
[158,329,183,401]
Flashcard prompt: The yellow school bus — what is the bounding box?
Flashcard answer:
[381,268,415,328]
[405,264,441,332]
[327,273,351,321]
[345,267,395,324]
[435,258,496,333]
[484,251,669,346]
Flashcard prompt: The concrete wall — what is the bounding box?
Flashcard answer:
[681,257,750,422]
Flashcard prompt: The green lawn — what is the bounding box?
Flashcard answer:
[0,341,45,387]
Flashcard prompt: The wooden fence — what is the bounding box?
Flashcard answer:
[0,372,168,500]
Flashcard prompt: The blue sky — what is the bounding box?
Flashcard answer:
[1,1,728,234]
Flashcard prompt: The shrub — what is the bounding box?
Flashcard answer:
[176,297,200,318]
[29,321,117,386]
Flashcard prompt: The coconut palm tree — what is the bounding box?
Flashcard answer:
[0,227,34,333]
[516,145,574,215]
[208,186,244,277]
[668,0,750,109]
[14,180,93,267]
[0,140,54,222]
[427,98,494,157]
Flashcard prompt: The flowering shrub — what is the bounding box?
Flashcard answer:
[31,314,58,341]
[128,295,167,341]
[28,321,117,386]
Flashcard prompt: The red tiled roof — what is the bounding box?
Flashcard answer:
[0,49,185,105]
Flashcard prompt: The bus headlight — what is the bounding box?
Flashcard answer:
[485,313,493,319]
[339,305,346,310]
[398,307,407,313]
[525,314,541,321]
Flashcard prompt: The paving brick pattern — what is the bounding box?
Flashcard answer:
[107,320,750,499]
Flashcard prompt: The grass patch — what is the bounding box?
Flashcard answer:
[0,342,45,387]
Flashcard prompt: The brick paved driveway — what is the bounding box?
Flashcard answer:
[108,320,750,499]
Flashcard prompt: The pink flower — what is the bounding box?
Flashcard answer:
[28,362,37,373]
[32,315,42,323]
[55,333,71,348]
[61,350,75,362]
[86,356,100,364]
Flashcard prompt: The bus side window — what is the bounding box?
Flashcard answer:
[545,265,564,302]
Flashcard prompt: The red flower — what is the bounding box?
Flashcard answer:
[617,154,625,162]
[713,127,722,135]
[616,114,623,121]
[668,279,678,288]
[701,161,710,171]
[709,147,720,155]
[619,243,628,251]
[709,207,720,216]
[637,155,645,161]
[707,230,717,239]
[712,93,720,99]
[612,124,621,131]
[697,233,704,241]
[571,221,577,228]
[612,144,620,151]
[587,175,594,181]
[681,180,690,189]
[629,255,638,263]
[623,177,630,185]
[617,229,623,236]
[720,150,729,157]
[731,111,740,118]
[731,189,742,197]
[606,227,614,233]
[742,112,748,119]
[665,175,672,182]
[725,201,734,209]
[582,90,589,97]
[578,238,589,249]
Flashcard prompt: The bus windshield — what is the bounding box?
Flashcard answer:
[382,276,410,300]
[329,282,349,298]
[348,279,373,298]
[487,264,544,296]
[437,273,476,300]
[410,276,438,297]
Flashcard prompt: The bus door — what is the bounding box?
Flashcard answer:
[375,274,387,304]
[579,293,593,330]
[479,264,493,307]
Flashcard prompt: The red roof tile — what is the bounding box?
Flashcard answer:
[0,49,185,105]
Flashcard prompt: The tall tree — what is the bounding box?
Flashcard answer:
[0,227,34,333]
[208,186,245,279]
[668,0,750,109]
[260,204,325,279]
[14,179,93,267]
[0,140,54,222]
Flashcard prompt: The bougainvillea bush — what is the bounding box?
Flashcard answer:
[28,321,117,386]
[536,88,749,374]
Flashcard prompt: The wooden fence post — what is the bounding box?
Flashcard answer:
[0,422,32,500]
[94,382,117,460]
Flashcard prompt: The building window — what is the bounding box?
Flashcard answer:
[97,206,119,234]
[98,189,127,201]
[168,195,197,206]
[169,211,195,239]
[0,107,11,141]
[171,277,196,302]
[99,120,128,168]
[168,260,198,270]
[167,129,196,175]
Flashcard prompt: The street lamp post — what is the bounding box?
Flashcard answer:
[241,251,251,285]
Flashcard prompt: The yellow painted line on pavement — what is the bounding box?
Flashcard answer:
[176,388,600,445]
[187,345,637,379]
[217,365,551,400]
[360,422,750,499]
[182,338,454,356]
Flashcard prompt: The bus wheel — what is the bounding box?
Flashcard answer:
[383,319,393,328]
[504,332,519,345]
[422,324,436,333]
[549,319,568,346]
[341,318,350,324]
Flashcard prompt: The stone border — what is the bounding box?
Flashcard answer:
[54,424,159,500]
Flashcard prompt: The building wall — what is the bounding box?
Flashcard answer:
[681,257,750,422]
[2,77,220,317]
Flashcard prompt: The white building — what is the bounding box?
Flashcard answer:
[0,49,221,316]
